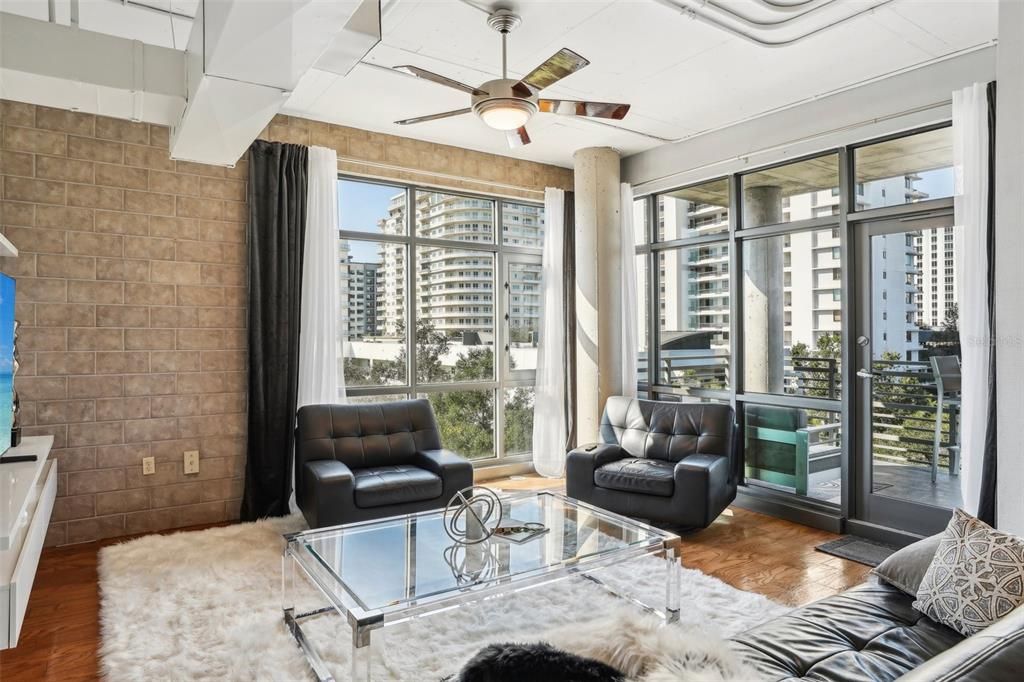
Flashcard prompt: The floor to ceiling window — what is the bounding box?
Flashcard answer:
[337,178,544,465]
[738,153,844,504]
[633,124,959,532]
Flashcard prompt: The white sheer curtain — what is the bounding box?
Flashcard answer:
[620,183,638,398]
[952,83,991,515]
[533,188,568,477]
[298,146,343,409]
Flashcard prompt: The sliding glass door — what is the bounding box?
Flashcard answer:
[853,212,960,535]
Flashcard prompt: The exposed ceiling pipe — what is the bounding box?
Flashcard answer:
[756,0,835,12]
[455,0,492,16]
[708,0,891,30]
[104,0,196,22]
[650,0,896,47]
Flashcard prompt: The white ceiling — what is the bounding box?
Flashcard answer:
[2,0,999,168]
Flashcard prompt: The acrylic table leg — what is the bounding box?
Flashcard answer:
[352,623,372,681]
[665,544,681,624]
[282,550,295,613]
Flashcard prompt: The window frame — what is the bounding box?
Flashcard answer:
[632,122,956,514]
[337,176,545,466]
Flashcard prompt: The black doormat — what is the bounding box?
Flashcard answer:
[815,536,898,567]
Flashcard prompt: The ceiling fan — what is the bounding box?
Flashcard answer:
[392,8,631,148]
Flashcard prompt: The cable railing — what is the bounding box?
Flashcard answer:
[788,356,958,469]
[639,350,959,470]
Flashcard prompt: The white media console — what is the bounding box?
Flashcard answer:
[0,436,56,650]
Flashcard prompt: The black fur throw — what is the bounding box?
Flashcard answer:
[445,641,626,682]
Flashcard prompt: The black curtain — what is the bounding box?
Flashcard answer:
[240,141,308,521]
[977,81,998,526]
[562,191,578,451]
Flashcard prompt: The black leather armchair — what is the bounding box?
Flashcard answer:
[566,396,738,529]
[295,399,474,528]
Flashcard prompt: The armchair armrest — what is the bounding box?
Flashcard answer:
[567,443,627,476]
[414,449,473,478]
[674,454,731,527]
[566,443,626,500]
[299,459,354,528]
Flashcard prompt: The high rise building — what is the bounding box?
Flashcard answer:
[338,239,380,338]
[654,173,954,390]
[373,191,543,340]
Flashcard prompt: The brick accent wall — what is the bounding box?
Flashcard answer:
[1,101,572,546]
[1,100,247,546]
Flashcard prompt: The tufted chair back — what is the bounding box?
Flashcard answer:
[599,396,735,465]
[295,399,443,495]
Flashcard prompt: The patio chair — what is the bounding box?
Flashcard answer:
[930,355,962,483]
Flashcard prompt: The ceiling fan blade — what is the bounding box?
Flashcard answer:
[538,99,630,120]
[393,65,488,96]
[515,48,589,93]
[394,108,472,125]
[506,126,531,148]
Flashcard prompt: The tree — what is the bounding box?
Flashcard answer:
[790,332,841,399]
[923,303,961,358]
[343,319,534,460]
[428,347,496,459]
[503,387,535,455]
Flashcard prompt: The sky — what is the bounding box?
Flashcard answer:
[911,167,954,202]
[337,179,402,262]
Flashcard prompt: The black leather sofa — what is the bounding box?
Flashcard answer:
[730,579,1024,681]
[294,399,474,528]
[566,396,738,529]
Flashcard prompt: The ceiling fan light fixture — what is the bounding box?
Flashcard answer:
[475,98,536,131]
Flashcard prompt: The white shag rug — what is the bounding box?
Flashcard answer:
[99,516,788,681]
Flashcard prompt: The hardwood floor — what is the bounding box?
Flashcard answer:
[490,476,872,606]
[0,476,870,681]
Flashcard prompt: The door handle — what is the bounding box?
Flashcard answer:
[857,368,880,379]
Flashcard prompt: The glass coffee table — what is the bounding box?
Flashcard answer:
[282,490,682,681]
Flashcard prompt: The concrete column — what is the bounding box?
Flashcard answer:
[742,185,786,393]
[996,0,1024,533]
[574,147,622,444]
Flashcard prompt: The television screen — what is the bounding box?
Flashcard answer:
[0,274,14,456]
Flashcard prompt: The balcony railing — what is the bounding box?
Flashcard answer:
[787,356,959,469]
[638,348,729,391]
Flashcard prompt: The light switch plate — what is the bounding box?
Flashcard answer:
[142,456,155,475]
[184,450,200,475]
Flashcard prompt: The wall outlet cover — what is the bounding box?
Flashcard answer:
[142,456,156,475]
[184,450,200,475]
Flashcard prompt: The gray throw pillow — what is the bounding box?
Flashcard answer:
[913,508,1024,637]
[871,533,942,596]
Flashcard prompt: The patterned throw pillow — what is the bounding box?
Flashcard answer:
[913,508,1024,636]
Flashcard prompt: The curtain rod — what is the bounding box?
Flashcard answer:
[333,153,556,197]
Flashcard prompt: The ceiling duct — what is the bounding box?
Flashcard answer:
[0,12,186,123]
[170,0,381,166]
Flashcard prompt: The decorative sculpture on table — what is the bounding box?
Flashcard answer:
[444,486,503,545]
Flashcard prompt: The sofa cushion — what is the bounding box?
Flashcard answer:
[594,458,675,497]
[913,508,1024,637]
[353,464,443,508]
[872,533,942,597]
[730,582,962,681]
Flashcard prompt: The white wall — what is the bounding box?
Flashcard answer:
[996,0,1024,535]
[622,47,996,195]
